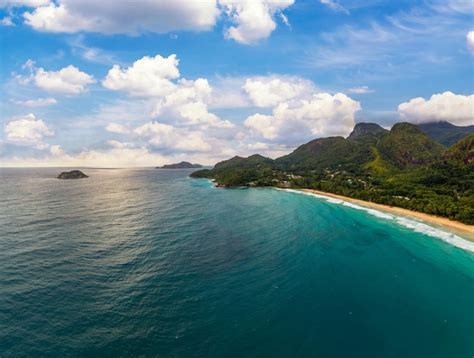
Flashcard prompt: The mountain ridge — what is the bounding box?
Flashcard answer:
[157,161,203,169]
[418,121,474,147]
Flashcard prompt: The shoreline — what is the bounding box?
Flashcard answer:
[299,189,474,241]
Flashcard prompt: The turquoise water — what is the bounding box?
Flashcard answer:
[1,168,473,357]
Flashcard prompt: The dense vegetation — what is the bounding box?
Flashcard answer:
[191,122,474,224]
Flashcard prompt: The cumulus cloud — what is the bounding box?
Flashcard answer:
[151,78,233,128]
[134,122,212,152]
[245,114,279,140]
[348,86,374,94]
[245,93,360,141]
[14,97,57,107]
[207,76,252,109]
[23,0,219,35]
[22,1,293,43]
[106,123,130,134]
[467,31,474,54]
[4,113,53,149]
[243,76,316,107]
[398,92,474,126]
[220,0,294,44]
[103,54,180,97]
[104,54,233,129]
[24,64,95,94]
[49,144,64,156]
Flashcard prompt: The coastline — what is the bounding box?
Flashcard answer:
[300,189,474,241]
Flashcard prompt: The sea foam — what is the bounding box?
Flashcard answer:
[278,188,474,253]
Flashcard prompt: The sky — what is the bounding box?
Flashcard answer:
[0,0,473,167]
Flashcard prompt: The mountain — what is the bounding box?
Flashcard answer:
[158,161,203,169]
[214,154,273,171]
[275,137,371,172]
[190,121,474,224]
[191,154,274,187]
[418,121,474,147]
[377,123,444,168]
[347,122,388,143]
[443,134,474,165]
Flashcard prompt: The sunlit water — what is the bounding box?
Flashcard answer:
[1,168,473,357]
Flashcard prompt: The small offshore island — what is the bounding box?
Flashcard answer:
[57,170,88,179]
[157,161,203,169]
[191,121,474,227]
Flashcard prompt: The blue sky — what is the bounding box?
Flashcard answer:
[1,0,473,167]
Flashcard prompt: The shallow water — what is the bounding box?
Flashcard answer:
[1,168,473,357]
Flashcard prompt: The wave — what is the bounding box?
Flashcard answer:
[278,188,474,253]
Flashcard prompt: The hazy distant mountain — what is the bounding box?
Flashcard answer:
[158,161,203,169]
[418,121,474,147]
[191,121,474,224]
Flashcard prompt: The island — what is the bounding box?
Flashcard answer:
[157,161,203,169]
[57,170,89,179]
[191,121,474,225]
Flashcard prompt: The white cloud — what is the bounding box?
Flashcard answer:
[107,140,131,149]
[50,144,64,156]
[0,16,14,26]
[23,0,219,35]
[103,54,233,129]
[151,78,233,128]
[0,0,49,7]
[30,64,95,94]
[245,113,280,140]
[246,142,270,151]
[14,97,57,107]
[348,86,374,94]
[243,75,316,107]
[245,92,360,142]
[320,0,349,14]
[398,91,474,126]
[106,123,130,134]
[103,54,179,97]
[22,0,293,44]
[134,122,212,152]
[208,76,252,109]
[4,113,53,149]
[467,31,474,54]
[220,0,294,44]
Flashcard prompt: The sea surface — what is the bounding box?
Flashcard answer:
[1,168,473,357]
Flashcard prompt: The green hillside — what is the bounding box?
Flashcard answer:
[190,122,474,224]
[377,123,444,168]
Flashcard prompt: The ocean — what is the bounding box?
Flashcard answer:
[1,168,473,357]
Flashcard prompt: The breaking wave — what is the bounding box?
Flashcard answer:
[279,188,474,253]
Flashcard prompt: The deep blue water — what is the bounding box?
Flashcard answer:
[1,168,473,357]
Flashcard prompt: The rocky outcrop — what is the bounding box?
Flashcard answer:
[57,170,89,179]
